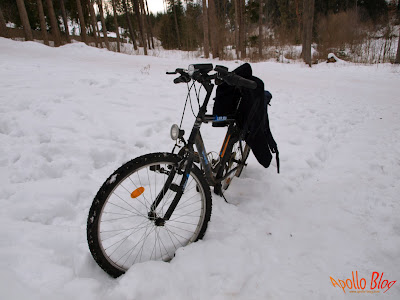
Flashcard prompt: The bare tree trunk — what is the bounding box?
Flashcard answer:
[172,0,182,49]
[258,0,263,59]
[234,0,240,59]
[76,0,88,44]
[132,0,147,54]
[122,0,138,50]
[209,0,219,58]
[111,0,121,52]
[294,0,302,42]
[16,0,33,41]
[88,0,100,47]
[37,0,49,45]
[134,0,148,54]
[239,0,246,59]
[202,0,209,58]
[395,28,400,64]
[139,0,151,49]
[301,0,306,58]
[59,0,71,43]
[308,0,315,63]
[302,0,315,66]
[45,0,62,46]
[0,8,8,37]
[97,0,110,50]
[144,0,155,49]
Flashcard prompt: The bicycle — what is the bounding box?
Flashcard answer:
[87,64,257,277]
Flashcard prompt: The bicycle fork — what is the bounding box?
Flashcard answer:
[147,152,195,226]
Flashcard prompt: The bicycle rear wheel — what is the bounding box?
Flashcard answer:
[87,153,212,277]
[216,125,251,193]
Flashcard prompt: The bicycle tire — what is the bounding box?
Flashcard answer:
[87,152,212,278]
[216,125,251,192]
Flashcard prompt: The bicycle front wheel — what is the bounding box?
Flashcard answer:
[87,153,212,277]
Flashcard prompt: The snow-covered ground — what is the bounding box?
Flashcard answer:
[0,37,399,299]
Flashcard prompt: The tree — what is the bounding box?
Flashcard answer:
[144,0,154,49]
[122,0,138,50]
[37,0,49,45]
[139,0,151,49]
[171,0,182,49]
[16,0,33,41]
[88,0,100,47]
[239,0,246,58]
[59,0,71,43]
[132,0,147,54]
[302,0,315,66]
[0,7,9,38]
[76,0,88,44]
[234,0,240,59]
[258,0,263,58]
[45,0,62,46]
[209,0,219,57]
[202,0,209,58]
[396,28,400,64]
[97,0,110,50]
[111,0,121,52]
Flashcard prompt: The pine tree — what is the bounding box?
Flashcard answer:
[16,0,33,41]
[396,27,400,64]
[302,0,315,67]
[97,0,110,50]
[59,0,71,43]
[258,0,263,58]
[111,0,121,52]
[45,0,62,46]
[88,0,100,47]
[0,7,8,38]
[202,0,210,58]
[76,0,88,44]
[37,0,49,45]
[122,0,138,50]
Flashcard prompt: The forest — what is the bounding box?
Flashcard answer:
[1,0,399,64]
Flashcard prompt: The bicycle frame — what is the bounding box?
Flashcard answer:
[149,79,243,222]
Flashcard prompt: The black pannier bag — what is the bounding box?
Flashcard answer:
[212,63,280,172]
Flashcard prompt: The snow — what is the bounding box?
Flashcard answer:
[0,37,399,299]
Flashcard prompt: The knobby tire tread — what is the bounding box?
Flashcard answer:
[87,152,212,278]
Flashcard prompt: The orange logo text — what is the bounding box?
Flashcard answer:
[330,271,396,294]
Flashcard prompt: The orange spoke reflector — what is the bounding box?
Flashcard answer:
[131,187,145,198]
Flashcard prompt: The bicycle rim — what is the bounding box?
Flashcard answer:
[97,161,207,272]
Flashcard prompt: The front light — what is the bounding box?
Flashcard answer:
[188,64,195,76]
[170,124,180,140]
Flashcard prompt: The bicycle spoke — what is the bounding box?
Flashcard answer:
[166,223,196,234]
[164,225,188,246]
[128,171,153,210]
[110,192,147,218]
[170,208,202,221]
[89,155,210,275]
[104,221,150,253]
[107,201,145,217]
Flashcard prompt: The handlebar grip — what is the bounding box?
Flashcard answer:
[174,77,185,84]
[173,75,191,84]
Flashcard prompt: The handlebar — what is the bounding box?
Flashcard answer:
[166,64,257,90]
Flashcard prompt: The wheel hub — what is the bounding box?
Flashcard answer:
[148,211,165,226]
